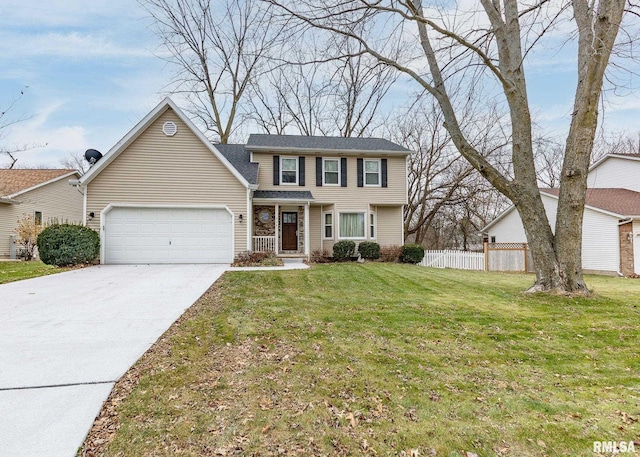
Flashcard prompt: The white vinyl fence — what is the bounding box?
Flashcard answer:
[422,250,485,271]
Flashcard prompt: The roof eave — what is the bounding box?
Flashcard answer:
[6,171,79,199]
[246,145,411,156]
[539,190,627,219]
[79,98,251,189]
[252,198,315,204]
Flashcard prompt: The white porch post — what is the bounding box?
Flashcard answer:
[275,204,279,255]
[304,202,310,258]
[247,189,252,252]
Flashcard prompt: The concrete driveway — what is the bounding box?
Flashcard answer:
[0,264,228,457]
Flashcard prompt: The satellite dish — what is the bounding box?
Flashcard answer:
[84,149,103,165]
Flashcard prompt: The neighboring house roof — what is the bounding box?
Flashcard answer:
[482,187,640,232]
[79,98,254,189]
[541,188,640,217]
[253,190,314,200]
[246,134,411,155]
[215,144,259,185]
[0,169,78,199]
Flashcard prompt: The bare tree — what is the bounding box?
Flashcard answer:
[59,151,90,176]
[395,99,509,247]
[534,137,565,188]
[142,0,286,143]
[248,32,397,137]
[265,0,630,294]
[1,88,44,169]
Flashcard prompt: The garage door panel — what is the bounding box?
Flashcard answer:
[104,207,233,264]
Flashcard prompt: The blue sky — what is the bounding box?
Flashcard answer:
[1,0,639,169]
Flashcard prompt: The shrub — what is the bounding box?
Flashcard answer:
[380,245,402,263]
[401,244,425,264]
[14,214,43,260]
[310,249,332,263]
[232,251,283,267]
[357,241,380,260]
[332,240,356,261]
[37,224,100,266]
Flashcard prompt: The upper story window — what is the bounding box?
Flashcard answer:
[364,159,381,186]
[281,157,298,184]
[323,158,340,186]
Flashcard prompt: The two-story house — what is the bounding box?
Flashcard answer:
[482,153,640,276]
[78,98,409,264]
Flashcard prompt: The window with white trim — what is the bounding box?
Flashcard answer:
[323,158,340,185]
[281,157,298,184]
[339,212,365,239]
[323,212,333,239]
[369,212,376,239]
[364,159,381,186]
[34,211,43,225]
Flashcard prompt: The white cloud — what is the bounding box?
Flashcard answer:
[0,31,153,60]
[0,0,139,28]
[1,101,90,168]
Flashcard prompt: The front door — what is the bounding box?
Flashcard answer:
[282,212,298,251]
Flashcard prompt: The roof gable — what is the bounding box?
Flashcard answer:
[246,134,410,155]
[79,98,252,188]
[0,169,78,198]
[589,153,640,172]
[483,187,640,232]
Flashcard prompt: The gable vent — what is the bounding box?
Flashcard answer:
[162,121,178,136]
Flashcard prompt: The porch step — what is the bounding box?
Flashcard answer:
[282,258,305,264]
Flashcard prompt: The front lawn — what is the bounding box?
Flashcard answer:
[80,264,640,456]
[0,260,68,284]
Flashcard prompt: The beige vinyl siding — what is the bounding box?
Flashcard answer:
[0,205,13,257]
[376,206,404,247]
[86,108,248,254]
[0,177,83,258]
[254,152,406,254]
[253,152,407,206]
[309,205,322,252]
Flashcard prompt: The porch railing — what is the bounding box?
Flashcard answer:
[253,236,276,252]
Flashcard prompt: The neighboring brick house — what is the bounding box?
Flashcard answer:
[0,169,83,258]
[77,98,409,264]
[482,154,640,276]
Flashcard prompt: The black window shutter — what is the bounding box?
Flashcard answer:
[341,157,347,187]
[273,155,280,186]
[316,157,322,186]
[357,158,363,187]
[299,157,305,186]
[381,158,388,188]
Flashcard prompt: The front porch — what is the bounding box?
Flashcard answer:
[250,191,314,258]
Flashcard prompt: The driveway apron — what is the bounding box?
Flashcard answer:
[0,264,227,456]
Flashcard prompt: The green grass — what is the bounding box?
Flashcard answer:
[84,264,640,456]
[0,260,69,284]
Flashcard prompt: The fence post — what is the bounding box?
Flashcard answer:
[483,241,489,271]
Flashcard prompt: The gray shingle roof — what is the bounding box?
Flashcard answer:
[215,144,259,185]
[246,134,410,154]
[253,190,315,200]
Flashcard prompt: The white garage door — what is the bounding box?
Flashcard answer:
[104,207,233,264]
